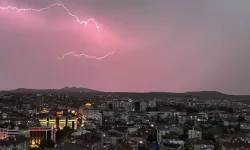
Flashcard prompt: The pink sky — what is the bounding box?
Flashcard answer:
[1,0,250,94]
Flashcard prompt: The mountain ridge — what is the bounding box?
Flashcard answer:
[5,86,102,93]
[1,88,250,103]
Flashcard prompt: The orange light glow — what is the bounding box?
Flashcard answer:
[57,111,63,115]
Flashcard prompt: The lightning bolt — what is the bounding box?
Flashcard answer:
[58,49,116,60]
[0,3,116,60]
[0,3,101,29]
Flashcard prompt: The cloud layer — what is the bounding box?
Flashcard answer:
[0,0,250,94]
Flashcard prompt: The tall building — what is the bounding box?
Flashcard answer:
[120,100,133,111]
[105,101,113,110]
[140,101,148,111]
[134,102,141,111]
[29,126,55,148]
[188,128,202,140]
[133,100,148,111]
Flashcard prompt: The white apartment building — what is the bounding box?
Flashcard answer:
[188,128,202,140]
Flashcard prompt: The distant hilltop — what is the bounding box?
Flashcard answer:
[5,86,102,93]
[1,88,250,103]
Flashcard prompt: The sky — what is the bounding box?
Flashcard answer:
[0,0,250,94]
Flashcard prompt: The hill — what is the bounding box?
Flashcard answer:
[110,91,250,103]
[8,86,102,93]
[1,88,250,103]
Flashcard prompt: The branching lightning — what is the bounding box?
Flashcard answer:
[58,49,116,60]
[0,3,101,29]
[0,3,116,60]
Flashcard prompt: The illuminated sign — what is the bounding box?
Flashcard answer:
[85,103,91,107]
[57,111,63,115]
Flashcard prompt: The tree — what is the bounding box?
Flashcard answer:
[210,120,220,126]
[202,132,214,141]
[175,115,179,121]
[56,129,67,143]
[185,120,195,127]
[138,144,147,150]
[174,104,184,111]
[237,115,245,122]
[186,108,199,114]
[227,107,234,113]
[56,126,75,143]
[235,123,241,131]
[146,132,157,143]
[39,139,55,149]
[219,107,234,113]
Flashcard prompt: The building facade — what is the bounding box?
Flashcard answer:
[29,126,55,148]
[0,127,19,140]
[39,117,77,130]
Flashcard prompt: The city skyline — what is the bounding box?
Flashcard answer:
[1,0,250,94]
